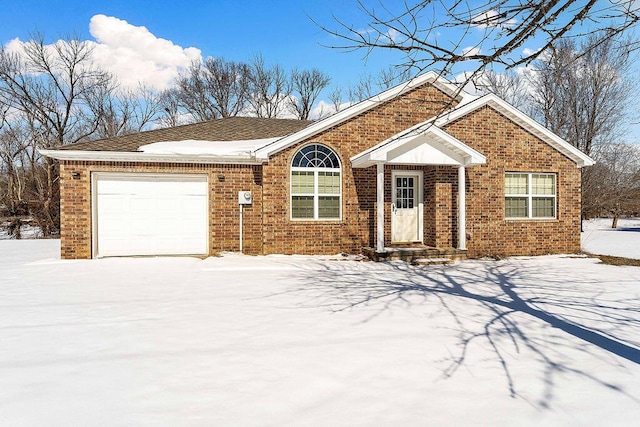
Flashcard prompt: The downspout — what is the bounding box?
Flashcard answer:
[458,165,467,250]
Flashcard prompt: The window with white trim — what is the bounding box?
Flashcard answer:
[505,173,556,219]
[291,144,341,220]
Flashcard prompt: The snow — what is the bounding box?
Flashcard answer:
[138,138,280,156]
[582,217,640,259]
[1,236,639,425]
[0,225,42,240]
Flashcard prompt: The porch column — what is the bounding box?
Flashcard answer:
[458,165,467,250]
[376,162,385,253]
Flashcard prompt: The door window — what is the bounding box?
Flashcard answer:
[395,177,415,209]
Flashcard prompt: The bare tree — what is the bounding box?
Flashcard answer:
[247,54,290,118]
[328,86,346,114]
[527,35,632,155]
[0,34,113,235]
[322,1,640,83]
[86,82,163,139]
[583,143,640,227]
[473,69,529,109]
[376,65,412,89]
[173,57,251,121]
[164,55,332,122]
[346,66,413,103]
[347,74,375,103]
[157,88,183,127]
[288,68,331,120]
[0,122,30,218]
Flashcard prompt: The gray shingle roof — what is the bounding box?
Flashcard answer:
[59,117,313,152]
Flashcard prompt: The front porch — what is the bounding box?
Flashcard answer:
[351,122,487,259]
[362,245,467,263]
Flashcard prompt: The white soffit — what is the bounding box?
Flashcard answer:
[38,148,263,165]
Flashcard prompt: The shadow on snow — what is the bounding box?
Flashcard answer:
[278,257,640,407]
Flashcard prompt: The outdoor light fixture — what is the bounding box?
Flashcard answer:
[71,172,81,180]
[218,174,225,182]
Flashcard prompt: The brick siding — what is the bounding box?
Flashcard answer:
[444,106,582,257]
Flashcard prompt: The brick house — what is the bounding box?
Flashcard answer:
[41,72,594,260]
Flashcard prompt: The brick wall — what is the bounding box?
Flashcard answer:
[443,106,582,257]
[261,84,456,255]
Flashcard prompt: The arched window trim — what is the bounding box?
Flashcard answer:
[290,143,342,221]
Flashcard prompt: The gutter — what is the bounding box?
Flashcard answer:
[38,149,265,165]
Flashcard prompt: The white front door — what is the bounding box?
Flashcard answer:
[391,171,423,243]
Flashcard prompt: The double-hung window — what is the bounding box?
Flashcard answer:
[505,173,556,219]
[291,144,341,220]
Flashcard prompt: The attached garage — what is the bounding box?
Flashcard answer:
[92,173,209,257]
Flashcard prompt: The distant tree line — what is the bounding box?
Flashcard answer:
[162,54,332,123]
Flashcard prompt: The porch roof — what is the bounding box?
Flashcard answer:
[350,124,486,168]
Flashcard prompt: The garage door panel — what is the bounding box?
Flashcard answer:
[181,199,208,217]
[94,174,208,257]
[130,197,156,212]
[156,198,177,213]
[98,195,126,213]
[98,218,125,233]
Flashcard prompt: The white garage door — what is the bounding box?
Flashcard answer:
[93,173,208,257]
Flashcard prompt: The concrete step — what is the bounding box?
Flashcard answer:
[411,257,455,266]
[362,247,467,262]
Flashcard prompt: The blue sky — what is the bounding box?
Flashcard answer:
[1,0,638,143]
[0,0,408,91]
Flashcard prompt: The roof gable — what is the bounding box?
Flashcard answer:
[254,71,462,160]
[40,71,593,169]
[434,94,594,168]
[351,125,486,168]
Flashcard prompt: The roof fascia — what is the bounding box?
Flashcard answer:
[255,71,462,159]
[434,94,596,168]
[428,126,487,165]
[38,149,263,165]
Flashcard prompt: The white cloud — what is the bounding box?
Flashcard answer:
[462,46,481,57]
[4,15,202,91]
[472,10,517,29]
[385,28,400,43]
[5,37,23,53]
[309,99,352,119]
[88,15,202,90]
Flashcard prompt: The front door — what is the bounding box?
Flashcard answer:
[391,171,422,243]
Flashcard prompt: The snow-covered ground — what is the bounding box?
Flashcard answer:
[582,217,640,259]
[1,237,639,425]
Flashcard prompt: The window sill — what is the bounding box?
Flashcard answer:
[289,218,343,223]
[505,217,558,221]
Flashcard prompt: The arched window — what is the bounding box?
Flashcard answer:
[291,144,341,220]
